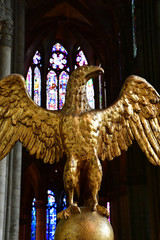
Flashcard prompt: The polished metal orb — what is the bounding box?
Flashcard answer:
[55,207,114,240]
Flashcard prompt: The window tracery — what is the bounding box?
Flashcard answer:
[26,44,97,110]
[47,43,69,110]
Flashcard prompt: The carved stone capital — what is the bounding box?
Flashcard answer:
[0,20,13,47]
[0,3,6,22]
[0,1,13,21]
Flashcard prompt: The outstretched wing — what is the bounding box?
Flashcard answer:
[0,74,63,163]
[97,75,160,165]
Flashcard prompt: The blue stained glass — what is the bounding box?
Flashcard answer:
[52,43,68,54]
[31,198,36,240]
[132,0,137,57]
[46,190,57,240]
[59,71,69,109]
[62,193,67,210]
[66,67,70,72]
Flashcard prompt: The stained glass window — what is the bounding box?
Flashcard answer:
[75,47,88,66]
[62,192,67,210]
[86,79,95,109]
[132,0,137,58]
[46,190,57,240]
[26,50,42,106]
[59,71,69,109]
[47,43,69,110]
[31,198,36,240]
[26,66,32,96]
[46,71,58,110]
[75,47,95,109]
[34,66,41,106]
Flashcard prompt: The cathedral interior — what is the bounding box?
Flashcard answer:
[0,0,160,239]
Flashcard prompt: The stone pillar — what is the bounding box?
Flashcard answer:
[35,200,46,240]
[0,19,13,78]
[0,15,13,239]
[0,155,9,240]
[4,142,22,240]
[0,0,25,239]
[4,0,25,239]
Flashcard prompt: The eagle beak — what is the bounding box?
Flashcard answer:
[85,66,104,80]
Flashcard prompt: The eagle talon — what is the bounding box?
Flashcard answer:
[57,204,81,220]
[87,202,97,211]
[70,203,81,214]
[96,205,109,219]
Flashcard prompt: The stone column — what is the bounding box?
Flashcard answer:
[0,17,13,240]
[4,142,22,240]
[35,200,46,240]
[4,0,25,239]
[0,19,13,78]
[0,155,9,240]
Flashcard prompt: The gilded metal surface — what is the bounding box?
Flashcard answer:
[0,66,160,219]
[55,207,114,240]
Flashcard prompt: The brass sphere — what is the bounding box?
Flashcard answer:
[55,207,114,240]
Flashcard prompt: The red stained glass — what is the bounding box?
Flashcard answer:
[34,67,41,106]
[46,71,58,110]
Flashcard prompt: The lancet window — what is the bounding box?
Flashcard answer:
[132,0,137,57]
[31,198,36,240]
[61,191,67,210]
[26,51,42,105]
[46,190,57,240]
[31,190,67,240]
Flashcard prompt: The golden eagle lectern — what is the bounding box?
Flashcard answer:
[0,66,160,223]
